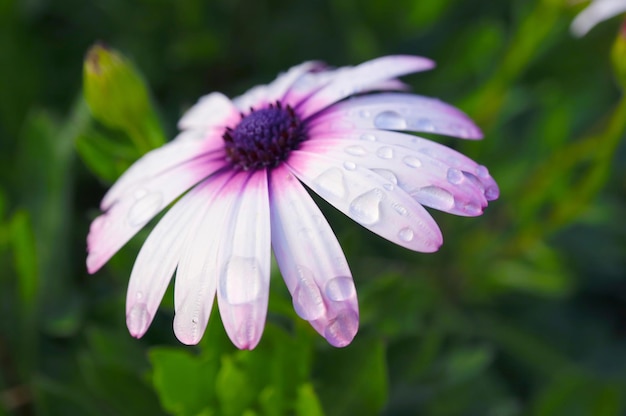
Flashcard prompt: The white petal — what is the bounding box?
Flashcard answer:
[264,61,324,103]
[177,92,241,131]
[269,166,358,347]
[87,153,226,274]
[301,136,497,216]
[124,180,213,339]
[171,173,237,345]
[286,150,443,252]
[309,93,483,139]
[102,132,223,210]
[215,171,271,350]
[298,56,435,119]
[571,0,626,37]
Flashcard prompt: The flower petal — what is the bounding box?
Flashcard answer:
[102,132,223,210]
[87,153,226,274]
[215,171,271,350]
[298,56,435,119]
[177,92,241,131]
[172,172,234,345]
[301,135,498,216]
[309,93,483,139]
[125,180,212,339]
[286,150,443,252]
[269,166,358,347]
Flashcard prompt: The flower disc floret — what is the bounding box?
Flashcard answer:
[223,102,305,170]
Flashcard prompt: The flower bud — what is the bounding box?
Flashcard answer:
[83,44,151,131]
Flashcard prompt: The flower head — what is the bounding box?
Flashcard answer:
[571,0,626,37]
[86,55,499,349]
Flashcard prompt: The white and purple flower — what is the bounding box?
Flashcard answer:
[87,55,499,349]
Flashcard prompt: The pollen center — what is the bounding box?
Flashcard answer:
[223,102,306,170]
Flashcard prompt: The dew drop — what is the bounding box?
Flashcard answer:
[376,146,394,159]
[324,309,359,348]
[133,188,148,200]
[344,145,367,156]
[359,133,377,142]
[220,257,263,304]
[371,169,398,185]
[292,266,326,321]
[128,192,163,226]
[485,185,500,201]
[392,202,408,216]
[325,276,356,301]
[343,161,356,171]
[447,168,464,185]
[413,186,455,211]
[374,111,407,130]
[416,117,435,132]
[398,227,414,242]
[460,202,482,216]
[314,168,347,199]
[359,109,371,118]
[476,165,490,178]
[463,171,485,190]
[127,303,151,337]
[349,188,384,225]
[402,155,422,168]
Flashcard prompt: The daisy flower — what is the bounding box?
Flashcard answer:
[571,0,626,37]
[86,55,499,349]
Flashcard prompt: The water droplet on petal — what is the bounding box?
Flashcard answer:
[325,276,356,301]
[359,133,376,141]
[374,111,407,130]
[128,192,163,226]
[220,257,263,304]
[392,202,408,216]
[416,118,435,132]
[324,309,359,348]
[459,202,482,216]
[371,169,398,185]
[403,156,422,168]
[413,186,455,211]
[292,266,326,321]
[485,185,500,201]
[447,168,464,185]
[349,188,384,225]
[127,303,151,338]
[343,161,356,171]
[376,146,394,159]
[135,291,144,300]
[344,145,367,156]
[398,227,414,242]
[463,171,484,190]
[134,188,148,199]
[314,168,347,199]
[476,165,490,178]
[359,109,371,118]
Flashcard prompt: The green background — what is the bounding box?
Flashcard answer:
[1,0,626,414]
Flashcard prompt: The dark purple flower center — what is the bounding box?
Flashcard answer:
[223,102,306,170]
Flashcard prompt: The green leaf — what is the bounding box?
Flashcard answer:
[315,338,388,416]
[150,347,219,416]
[295,383,325,416]
[9,210,38,309]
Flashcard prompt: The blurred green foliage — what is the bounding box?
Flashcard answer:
[1,0,626,414]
